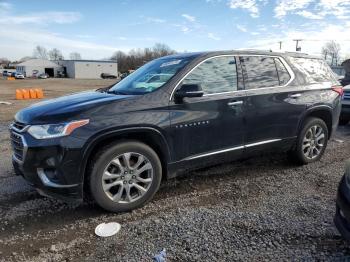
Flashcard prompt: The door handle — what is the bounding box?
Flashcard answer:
[290,93,301,98]
[227,101,243,106]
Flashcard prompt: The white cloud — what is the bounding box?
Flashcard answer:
[228,0,262,18]
[0,11,82,25]
[182,14,196,22]
[295,10,323,19]
[274,0,350,20]
[246,23,350,57]
[274,0,314,18]
[207,32,221,40]
[0,27,131,60]
[236,24,247,32]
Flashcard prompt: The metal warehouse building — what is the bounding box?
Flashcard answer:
[56,60,118,79]
[16,59,62,77]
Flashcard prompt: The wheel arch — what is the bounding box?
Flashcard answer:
[79,127,171,190]
[298,105,333,139]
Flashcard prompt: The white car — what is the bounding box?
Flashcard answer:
[38,73,48,79]
[15,73,25,79]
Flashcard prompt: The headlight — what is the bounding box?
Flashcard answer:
[27,119,89,139]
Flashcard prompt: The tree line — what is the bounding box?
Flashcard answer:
[110,43,176,73]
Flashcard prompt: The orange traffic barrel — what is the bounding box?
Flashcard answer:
[15,89,23,100]
[22,89,30,99]
[35,88,44,99]
[29,89,37,99]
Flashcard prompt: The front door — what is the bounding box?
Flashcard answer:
[168,55,246,164]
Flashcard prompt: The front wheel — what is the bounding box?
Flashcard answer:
[289,117,328,164]
[89,141,162,212]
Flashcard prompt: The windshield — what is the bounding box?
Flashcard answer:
[109,56,193,95]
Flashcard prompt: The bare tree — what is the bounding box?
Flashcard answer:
[33,45,48,59]
[111,43,176,73]
[0,57,9,64]
[19,56,33,62]
[48,48,64,60]
[69,52,82,60]
[322,41,341,66]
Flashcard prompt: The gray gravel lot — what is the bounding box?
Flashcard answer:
[0,121,350,261]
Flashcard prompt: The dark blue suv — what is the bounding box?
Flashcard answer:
[10,50,342,212]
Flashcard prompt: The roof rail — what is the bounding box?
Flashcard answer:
[284,51,309,55]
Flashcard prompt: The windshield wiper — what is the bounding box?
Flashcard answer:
[107,90,130,95]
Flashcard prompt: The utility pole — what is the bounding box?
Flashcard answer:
[293,39,302,51]
[278,41,282,50]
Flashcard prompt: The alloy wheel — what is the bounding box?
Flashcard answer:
[302,125,325,160]
[102,152,153,203]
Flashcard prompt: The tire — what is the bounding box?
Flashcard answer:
[89,141,162,212]
[289,117,328,165]
[339,119,349,126]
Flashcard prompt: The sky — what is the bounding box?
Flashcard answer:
[1,0,350,61]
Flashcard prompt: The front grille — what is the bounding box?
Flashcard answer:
[12,121,26,131]
[10,131,24,161]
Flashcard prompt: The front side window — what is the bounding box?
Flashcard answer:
[241,56,280,89]
[109,56,194,95]
[182,56,237,94]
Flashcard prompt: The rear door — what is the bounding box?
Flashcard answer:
[239,55,306,150]
[168,55,246,164]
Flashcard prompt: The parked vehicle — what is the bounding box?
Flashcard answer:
[339,85,350,125]
[11,72,25,79]
[334,161,350,241]
[3,70,12,76]
[38,73,48,79]
[10,50,342,212]
[101,73,117,79]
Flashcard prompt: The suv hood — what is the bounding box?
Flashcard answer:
[15,91,132,124]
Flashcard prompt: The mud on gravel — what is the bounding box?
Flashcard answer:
[1,79,350,261]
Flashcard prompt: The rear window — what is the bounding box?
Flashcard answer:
[289,57,335,83]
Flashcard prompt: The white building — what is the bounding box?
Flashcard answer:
[56,60,118,79]
[16,59,62,77]
[16,59,118,79]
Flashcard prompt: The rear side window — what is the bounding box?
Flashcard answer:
[182,56,237,94]
[274,58,291,85]
[240,56,280,89]
[289,57,335,83]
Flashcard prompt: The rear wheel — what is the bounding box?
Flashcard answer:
[289,117,328,164]
[89,141,162,212]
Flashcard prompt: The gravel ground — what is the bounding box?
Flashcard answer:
[0,120,350,261]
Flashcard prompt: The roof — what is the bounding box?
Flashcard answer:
[17,59,61,67]
[162,50,321,60]
[58,60,117,63]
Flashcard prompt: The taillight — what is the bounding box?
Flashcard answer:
[332,85,344,96]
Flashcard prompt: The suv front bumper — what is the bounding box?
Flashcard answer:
[334,174,350,241]
[10,125,85,203]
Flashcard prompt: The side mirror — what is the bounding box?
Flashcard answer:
[174,84,204,102]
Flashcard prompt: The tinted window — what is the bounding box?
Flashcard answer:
[182,56,237,94]
[274,58,291,85]
[241,56,280,89]
[289,57,335,83]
